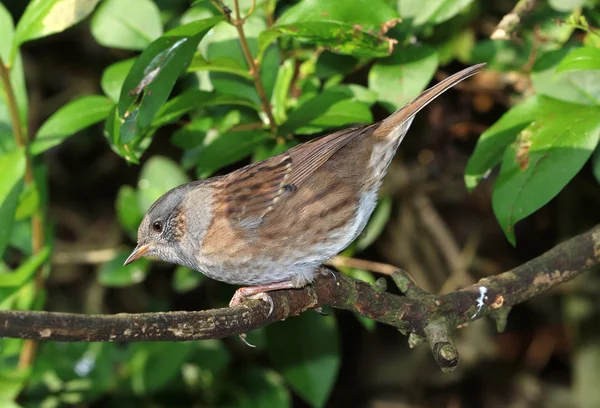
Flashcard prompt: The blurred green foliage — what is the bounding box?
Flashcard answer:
[0,0,600,406]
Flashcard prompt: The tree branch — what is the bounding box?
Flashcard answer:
[1,225,599,372]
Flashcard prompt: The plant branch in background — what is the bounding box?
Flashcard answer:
[2,224,599,372]
[0,54,46,369]
[214,0,278,135]
[491,0,541,40]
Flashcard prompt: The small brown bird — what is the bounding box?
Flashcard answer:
[125,64,485,311]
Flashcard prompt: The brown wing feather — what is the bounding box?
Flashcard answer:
[214,125,373,228]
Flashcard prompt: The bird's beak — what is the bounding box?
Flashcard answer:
[124,243,151,266]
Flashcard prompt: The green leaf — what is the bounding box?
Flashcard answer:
[0,368,30,402]
[492,100,600,245]
[195,130,270,178]
[369,44,439,113]
[116,185,143,237]
[14,0,100,47]
[259,22,396,60]
[548,0,587,12]
[0,149,25,258]
[557,47,600,73]
[257,0,401,60]
[97,252,150,287]
[281,90,372,135]
[172,266,205,293]
[14,183,39,220]
[31,95,113,155]
[325,84,378,107]
[0,247,50,287]
[117,16,224,145]
[152,90,258,128]
[356,197,392,251]
[0,3,14,63]
[188,54,252,79]
[137,156,190,213]
[398,0,475,25]
[266,313,340,408]
[465,95,547,190]
[101,58,136,102]
[271,59,295,125]
[129,342,195,394]
[252,139,299,162]
[532,49,600,106]
[90,0,163,50]
[223,368,291,408]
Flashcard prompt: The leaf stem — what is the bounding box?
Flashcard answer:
[0,54,46,369]
[219,0,277,135]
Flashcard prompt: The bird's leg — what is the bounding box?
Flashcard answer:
[229,280,297,316]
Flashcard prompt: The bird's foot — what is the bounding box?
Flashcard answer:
[229,281,297,347]
[229,290,275,316]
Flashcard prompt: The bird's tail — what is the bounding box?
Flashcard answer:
[372,63,486,140]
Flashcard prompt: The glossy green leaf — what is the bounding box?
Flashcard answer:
[0,3,14,62]
[116,185,143,237]
[31,95,113,155]
[398,0,475,25]
[548,0,587,12]
[465,95,547,190]
[325,84,378,107]
[14,0,100,47]
[152,90,258,128]
[369,44,439,113]
[117,16,223,144]
[14,183,39,220]
[0,247,50,287]
[557,47,600,73]
[281,90,372,135]
[0,149,25,258]
[90,0,162,50]
[188,54,252,79]
[98,252,150,287]
[171,117,212,150]
[266,313,340,408]
[271,59,295,125]
[129,342,195,394]
[492,100,600,245]
[532,49,600,106]
[137,156,190,213]
[101,58,136,102]
[172,266,205,293]
[278,0,398,26]
[259,21,397,61]
[195,130,270,178]
[356,197,392,251]
[223,368,291,408]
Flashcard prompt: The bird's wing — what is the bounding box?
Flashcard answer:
[214,125,372,227]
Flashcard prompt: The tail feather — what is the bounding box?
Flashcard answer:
[373,63,486,139]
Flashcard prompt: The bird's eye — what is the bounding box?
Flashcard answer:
[152,221,163,233]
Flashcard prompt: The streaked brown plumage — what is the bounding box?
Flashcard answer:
[125,64,485,311]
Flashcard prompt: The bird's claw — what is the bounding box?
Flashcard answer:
[314,306,330,316]
[239,332,256,348]
[229,290,274,317]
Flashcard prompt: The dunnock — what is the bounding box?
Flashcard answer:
[125,64,485,313]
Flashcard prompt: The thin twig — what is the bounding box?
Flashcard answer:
[0,55,47,369]
[491,0,541,40]
[2,224,599,372]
